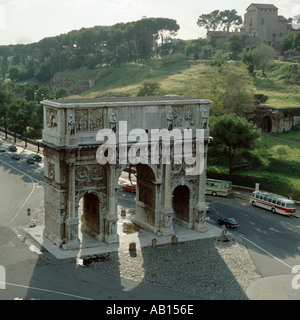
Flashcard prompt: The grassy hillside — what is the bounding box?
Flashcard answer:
[62,56,300,108]
[253,61,300,107]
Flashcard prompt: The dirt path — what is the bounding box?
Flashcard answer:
[262,132,300,146]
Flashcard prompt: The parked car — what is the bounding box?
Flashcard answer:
[32,154,42,162]
[0,146,6,152]
[27,158,35,164]
[8,145,17,152]
[11,154,20,160]
[122,184,136,193]
[217,217,239,228]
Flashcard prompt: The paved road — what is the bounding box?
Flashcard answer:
[206,195,300,277]
[0,146,44,227]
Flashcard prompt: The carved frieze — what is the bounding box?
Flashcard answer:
[48,162,55,180]
[168,106,196,128]
[75,166,89,182]
[46,108,58,129]
[75,164,106,189]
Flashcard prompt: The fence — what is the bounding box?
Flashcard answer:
[0,127,42,153]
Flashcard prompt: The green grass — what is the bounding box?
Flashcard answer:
[253,61,300,107]
[208,134,300,200]
[271,123,300,142]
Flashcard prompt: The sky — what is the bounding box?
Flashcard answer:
[0,0,299,46]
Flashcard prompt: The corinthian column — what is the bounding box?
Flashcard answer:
[64,156,80,250]
[104,164,119,244]
[194,143,208,232]
[160,163,174,236]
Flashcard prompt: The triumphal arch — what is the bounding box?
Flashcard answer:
[42,96,211,250]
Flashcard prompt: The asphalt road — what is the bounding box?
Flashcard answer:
[206,195,300,277]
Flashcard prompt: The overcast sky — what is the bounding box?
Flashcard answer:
[0,0,299,45]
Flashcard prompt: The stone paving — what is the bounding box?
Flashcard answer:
[88,236,261,300]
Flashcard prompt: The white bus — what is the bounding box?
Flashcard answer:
[250,191,296,216]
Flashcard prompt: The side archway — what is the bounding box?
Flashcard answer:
[172,185,190,223]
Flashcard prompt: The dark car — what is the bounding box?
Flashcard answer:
[27,158,35,164]
[11,153,20,160]
[33,154,42,162]
[217,217,239,228]
[8,145,17,152]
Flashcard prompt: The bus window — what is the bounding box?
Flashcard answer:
[277,200,281,206]
[263,196,268,201]
[281,202,286,207]
[272,199,276,204]
[256,194,260,199]
[260,195,263,200]
[287,203,296,209]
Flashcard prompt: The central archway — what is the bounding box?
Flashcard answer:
[134,164,157,231]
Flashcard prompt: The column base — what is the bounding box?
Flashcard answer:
[104,216,119,244]
[160,207,175,237]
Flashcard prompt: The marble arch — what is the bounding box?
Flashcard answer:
[42,96,212,250]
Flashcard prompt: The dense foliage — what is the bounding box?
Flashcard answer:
[0,17,180,82]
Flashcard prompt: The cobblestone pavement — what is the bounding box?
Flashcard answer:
[89,236,261,300]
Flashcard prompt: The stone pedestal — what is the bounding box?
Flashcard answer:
[104,216,119,244]
[64,217,80,250]
[194,202,208,233]
[160,207,175,236]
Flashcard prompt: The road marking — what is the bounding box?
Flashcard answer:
[239,234,299,273]
[0,281,94,300]
[0,158,37,225]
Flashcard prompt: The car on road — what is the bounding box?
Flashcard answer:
[33,154,42,162]
[11,153,20,160]
[0,146,6,152]
[8,145,17,152]
[26,158,35,164]
[217,217,239,228]
[122,184,136,193]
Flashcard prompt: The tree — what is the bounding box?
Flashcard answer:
[252,44,276,76]
[242,48,255,74]
[219,9,243,32]
[221,64,255,116]
[197,10,221,31]
[137,80,161,96]
[209,114,262,181]
[226,33,248,59]
[154,18,180,56]
[55,88,70,99]
[85,53,98,70]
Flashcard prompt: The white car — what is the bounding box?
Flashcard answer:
[0,146,6,152]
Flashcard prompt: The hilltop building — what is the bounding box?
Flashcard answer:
[243,3,288,49]
[206,3,288,50]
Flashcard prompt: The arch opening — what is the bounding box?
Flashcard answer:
[172,185,190,223]
[77,192,101,243]
[262,116,272,132]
